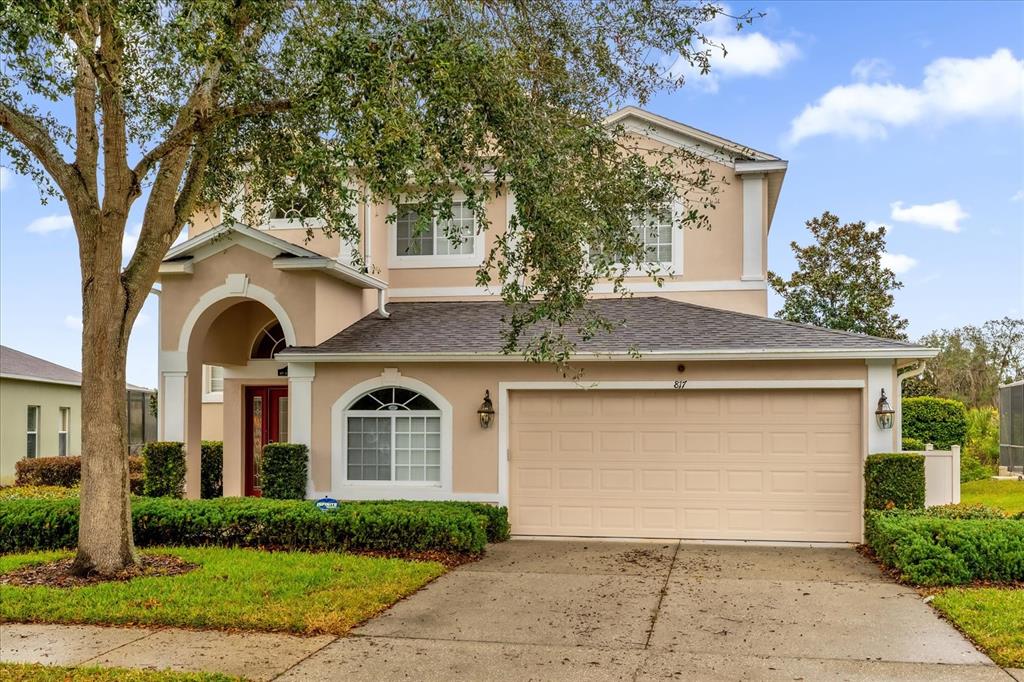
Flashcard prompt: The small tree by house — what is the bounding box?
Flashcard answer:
[768,212,909,340]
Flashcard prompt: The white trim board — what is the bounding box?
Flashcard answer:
[494,378,867,507]
[387,279,767,299]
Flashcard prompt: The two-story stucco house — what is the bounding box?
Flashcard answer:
[157,107,935,543]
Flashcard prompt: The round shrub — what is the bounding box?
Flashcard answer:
[201,440,224,498]
[260,443,308,500]
[902,397,968,449]
[901,437,926,451]
[864,453,925,510]
[142,441,186,498]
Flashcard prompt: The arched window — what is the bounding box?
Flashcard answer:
[345,387,441,482]
[251,321,287,359]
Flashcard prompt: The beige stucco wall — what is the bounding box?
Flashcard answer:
[201,402,224,441]
[307,359,874,497]
[0,378,81,484]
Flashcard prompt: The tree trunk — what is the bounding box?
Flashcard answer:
[71,239,139,576]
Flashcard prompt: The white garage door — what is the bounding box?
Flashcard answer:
[509,389,863,542]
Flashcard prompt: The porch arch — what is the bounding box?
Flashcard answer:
[177,274,297,353]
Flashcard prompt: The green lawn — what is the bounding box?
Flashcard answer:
[961,479,1024,515]
[0,663,242,681]
[0,547,444,635]
[931,588,1024,668]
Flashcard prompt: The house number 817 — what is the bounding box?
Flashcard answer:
[673,380,687,389]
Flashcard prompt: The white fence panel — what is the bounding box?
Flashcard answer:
[921,445,960,507]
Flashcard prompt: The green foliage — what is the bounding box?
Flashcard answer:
[902,437,926,451]
[925,503,1007,520]
[961,451,995,484]
[142,442,186,498]
[0,661,241,682]
[931,588,1024,668]
[260,443,308,500]
[0,485,79,500]
[15,456,144,495]
[0,498,509,555]
[864,453,925,510]
[768,212,909,339]
[864,510,1024,585]
[902,396,968,449]
[200,441,223,499]
[965,407,1000,466]
[902,318,1024,407]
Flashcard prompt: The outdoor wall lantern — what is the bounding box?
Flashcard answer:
[875,389,895,430]
[477,390,495,429]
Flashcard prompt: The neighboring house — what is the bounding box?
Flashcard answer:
[0,345,156,484]
[158,107,935,543]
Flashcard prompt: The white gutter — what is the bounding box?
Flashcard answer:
[277,347,940,363]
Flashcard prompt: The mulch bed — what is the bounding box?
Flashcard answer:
[0,554,197,588]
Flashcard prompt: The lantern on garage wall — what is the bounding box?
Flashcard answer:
[477,390,495,429]
[875,389,895,430]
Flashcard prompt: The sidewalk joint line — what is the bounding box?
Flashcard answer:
[268,635,340,681]
[76,626,163,666]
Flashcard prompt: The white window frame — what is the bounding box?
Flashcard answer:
[58,406,70,456]
[592,199,684,276]
[344,403,443,484]
[388,194,485,269]
[26,405,39,458]
[203,365,225,404]
[330,374,453,498]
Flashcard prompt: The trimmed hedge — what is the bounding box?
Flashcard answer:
[901,437,926,451]
[261,443,308,500]
[0,485,78,501]
[864,509,1024,585]
[142,442,186,498]
[15,456,144,495]
[201,441,224,499]
[864,453,925,510]
[0,497,510,555]
[902,397,968,450]
[924,503,1006,520]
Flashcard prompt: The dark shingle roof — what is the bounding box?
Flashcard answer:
[279,298,928,357]
[0,345,152,391]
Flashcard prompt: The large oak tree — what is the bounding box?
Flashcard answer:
[2,0,748,576]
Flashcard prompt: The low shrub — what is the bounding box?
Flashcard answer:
[142,442,186,498]
[925,503,1006,520]
[864,453,925,510]
[260,443,308,500]
[864,509,1024,585]
[0,497,509,555]
[961,451,995,484]
[0,485,78,501]
[15,456,145,495]
[201,441,223,499]
[902,397,968,450]
[964,407,1000,467]
[901,437,926,451]
[371,499,511,543]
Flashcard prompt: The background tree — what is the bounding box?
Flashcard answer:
[1,0,748,575]
[903,317,1024,407]
[768,211,909,339]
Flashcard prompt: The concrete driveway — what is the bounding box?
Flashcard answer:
[281,540,1005,681]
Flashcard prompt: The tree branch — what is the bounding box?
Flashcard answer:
[0,102,85,204]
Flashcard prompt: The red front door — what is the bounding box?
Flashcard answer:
[244,386,289,496]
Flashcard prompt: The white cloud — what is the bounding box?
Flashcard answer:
[880,252,917,274]
[0,168,11,191]
[1012,189,1024,202]
[26,214,74,234]
[122,222,142,261]
[851,58,893,82]
[865,220,888,233]
[670,9,800,92]
[890,200,968,233]
[788,49,1024,144]
[64,315,82,331]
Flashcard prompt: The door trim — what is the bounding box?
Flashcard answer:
[496,379,867,507]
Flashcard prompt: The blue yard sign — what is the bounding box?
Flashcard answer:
[315,497,339,512]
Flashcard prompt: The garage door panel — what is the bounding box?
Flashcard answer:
[510,389,862,542]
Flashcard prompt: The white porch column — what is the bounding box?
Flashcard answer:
[866,359,897,454]
[159,351,188,441]
[741,174,765,281]
[288,362,316,496]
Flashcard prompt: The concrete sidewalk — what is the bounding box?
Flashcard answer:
[2,541,1020,681]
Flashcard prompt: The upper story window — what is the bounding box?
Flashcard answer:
[590,204,681,274]
[251,321,286,359]
[390,200,483,269]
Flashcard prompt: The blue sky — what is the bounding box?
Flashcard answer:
[1,1,1022,387]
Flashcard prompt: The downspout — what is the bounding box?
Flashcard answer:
[363,189,372,271]
[151,285,163,439]
[895,361,926,448]
[377,288,390,319]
